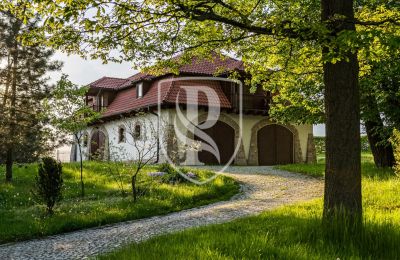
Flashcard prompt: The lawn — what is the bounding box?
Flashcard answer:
[0,162,239,244]
[99,153,400,259]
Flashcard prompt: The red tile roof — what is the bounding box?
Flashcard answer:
[88,53,244,90]
[88,77,129,90]
[102,78,173,117]
[164,79,231,108]
[179,55,244,75]
[88,53,243,118]
[102,77,231,118]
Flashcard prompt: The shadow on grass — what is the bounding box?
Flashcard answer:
[99,207,400,259]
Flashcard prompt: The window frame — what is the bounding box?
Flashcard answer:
[134,123,142,139]
[118,125,126,143]
[136,82,143,98]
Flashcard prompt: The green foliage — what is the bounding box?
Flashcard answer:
[100,154,400,260]
[313,136,370,155]
[32,157,63,214]
[47,74,100,137]
[4,0,397,127]
[155,164,198,184]
[276,152,393,178]
[0,162,239,243]
[0,11,62,164]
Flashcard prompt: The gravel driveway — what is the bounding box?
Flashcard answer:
[0,166,323,260]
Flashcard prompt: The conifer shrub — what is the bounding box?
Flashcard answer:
[33,157,63,214]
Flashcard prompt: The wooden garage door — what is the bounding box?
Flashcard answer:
[195,121,235,165]
[257,124,293,165]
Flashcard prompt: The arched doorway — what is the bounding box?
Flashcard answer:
[257,124,293,165]
[194,121,235,165]
[90,130,107,160]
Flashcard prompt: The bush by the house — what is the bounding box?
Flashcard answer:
[314,136,325,154]
[155,163,197,184]
[32,157,63,215]
[314,136,370,155]
[391,129,400,175]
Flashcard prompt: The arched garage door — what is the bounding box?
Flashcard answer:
[258,124,293,165]
[194,121,235,165]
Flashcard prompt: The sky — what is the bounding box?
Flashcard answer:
[52,51,326,137]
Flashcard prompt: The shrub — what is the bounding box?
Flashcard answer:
[32,157,63,215]
[156,163,197,184]
[314,136,370,155]
[391,129,400,175]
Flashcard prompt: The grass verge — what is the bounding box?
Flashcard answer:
[99,153,400,259]
[0,162,239,244]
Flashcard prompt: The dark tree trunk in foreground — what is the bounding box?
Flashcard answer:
[322,0,362,221]
[363,95,395,168]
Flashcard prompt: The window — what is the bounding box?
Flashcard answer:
[136,82,143,98]
[118,126,126,143]
[134,124,141,139]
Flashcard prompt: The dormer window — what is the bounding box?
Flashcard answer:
[136,82,143,98]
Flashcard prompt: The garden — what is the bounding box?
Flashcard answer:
[0,161,239,244]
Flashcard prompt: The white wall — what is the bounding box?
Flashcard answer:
[75,109,313,164]
[75,111,169,162]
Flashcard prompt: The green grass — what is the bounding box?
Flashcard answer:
[0,162,239,244]
[99,153,400,259]
[275,152,394,178]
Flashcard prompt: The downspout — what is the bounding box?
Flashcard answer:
[150,110,160,163]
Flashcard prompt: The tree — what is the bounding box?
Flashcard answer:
[13,0,400,223]
[0,10,61,181]
[360,53,400,168]
[32,157,63,215]
[47,74,100,197]
[112,113,161,202]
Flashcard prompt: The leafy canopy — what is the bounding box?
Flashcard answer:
[3,0,399,124]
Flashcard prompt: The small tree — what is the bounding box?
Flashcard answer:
[33,157,63,215]
[120,113,161,202]
[46,74,100,197]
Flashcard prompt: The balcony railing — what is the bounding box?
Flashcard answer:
[91,105,107,112]
[230,94,270,112]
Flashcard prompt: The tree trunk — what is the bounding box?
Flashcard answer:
[77,142,85,197]
[132,175,137,202]
[5,34,20,182]
[322,0,362,222]
[5,148,13,182]
[362,94,395,168]
[365,121,395,168]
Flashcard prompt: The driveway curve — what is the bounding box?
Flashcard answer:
[0,166,323,260]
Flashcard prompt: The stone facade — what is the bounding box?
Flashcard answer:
[306,133,317,164]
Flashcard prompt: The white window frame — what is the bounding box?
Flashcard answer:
[137,82,143,98]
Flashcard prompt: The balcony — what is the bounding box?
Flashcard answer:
[91,105,107,112]
[229,93,270,114]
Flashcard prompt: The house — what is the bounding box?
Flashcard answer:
[71,53,316,166]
